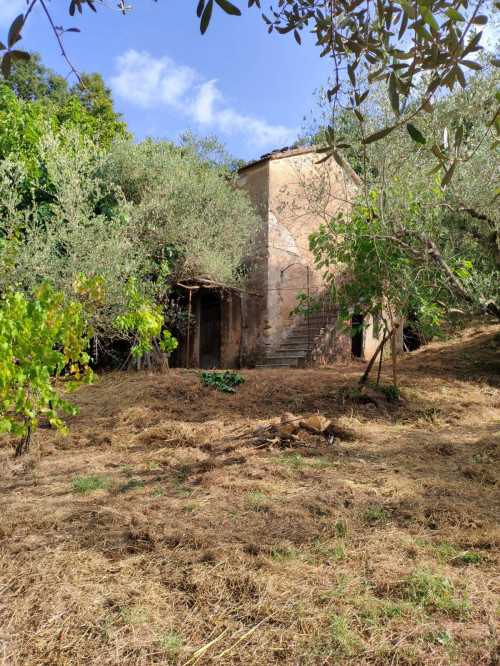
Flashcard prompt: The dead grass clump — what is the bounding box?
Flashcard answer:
[133,420,215,450]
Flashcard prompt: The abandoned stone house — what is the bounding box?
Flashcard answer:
[173,145,385,369]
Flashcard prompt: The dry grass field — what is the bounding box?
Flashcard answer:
[1,324,499,665]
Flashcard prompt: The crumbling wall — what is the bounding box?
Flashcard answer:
[309,314,352,364]
[266,150,358,350]
[235,162,270,363]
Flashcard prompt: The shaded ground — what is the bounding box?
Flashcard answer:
[1,324,499,665]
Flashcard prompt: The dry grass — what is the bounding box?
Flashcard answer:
[0,324,499,665]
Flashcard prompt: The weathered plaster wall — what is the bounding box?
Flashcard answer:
[363,314,405,361]
[309,312,352,364]
[235,161,270,363]
[266,151,358,348]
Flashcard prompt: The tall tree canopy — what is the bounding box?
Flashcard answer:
[1,0,498,187]
[0,56,260,346]
[298,65,500,347]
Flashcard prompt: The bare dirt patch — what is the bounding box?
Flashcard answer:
[1,325,499,665]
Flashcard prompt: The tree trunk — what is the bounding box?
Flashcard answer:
[15,423,32,457]
[386,307,398,388]
[376,333,386,387]
[359,331,392,385]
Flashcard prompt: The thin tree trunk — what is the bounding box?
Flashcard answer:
[386,306,398,388]
[152,338,169,373]
[15,423,32,457]
[376,333,386,387]
[359,332,390,385]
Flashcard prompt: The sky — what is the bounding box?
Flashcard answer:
[0,0,333,160]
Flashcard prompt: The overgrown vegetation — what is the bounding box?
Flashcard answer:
[196,369,246,394]
[0,53,261,451]
[290,66,500,388]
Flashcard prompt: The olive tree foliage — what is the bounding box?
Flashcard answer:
[1,0,498,186]
[0,257,176,455]
[296,64,500,364]
[101,135,262,292]
[0,130,145,344]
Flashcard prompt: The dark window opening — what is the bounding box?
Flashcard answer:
[351,314,364,358]
[403,309,425,352]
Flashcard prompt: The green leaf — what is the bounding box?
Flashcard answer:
[491,59,500,68]
[415,21,433,42]
[362,125,396,144]
[459,59,482,71]
[445,9,465,21]
[441,161,456,188]
[426,163,442,176]
[419,6,439,31]
[456,65,466,88]
[1,52,12,78]
[472,15,488,25]
[426,76,442,95]
[347,63,356,86]
[431,144,446,161]
[8,14,24,49]
[0,419,12,434]
[462,31,482,57]
[399,2,416,19]
[407,123,426,144]
[215,0,241,16]
[200,0,214,34]
[388,72,400,116]
[332,150,345,168]
[10,50,30,62]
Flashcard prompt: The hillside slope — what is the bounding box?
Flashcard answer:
[1,325,499,665]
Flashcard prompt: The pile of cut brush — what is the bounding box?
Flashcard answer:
[249,412,357,448]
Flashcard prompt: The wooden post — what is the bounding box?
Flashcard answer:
[307,267,311,348]
[239,291,246,369]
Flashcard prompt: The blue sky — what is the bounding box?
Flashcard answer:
[0,0,333,160]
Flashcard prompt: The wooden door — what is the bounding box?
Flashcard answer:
[200,295,221,368]
[351,314,364,358]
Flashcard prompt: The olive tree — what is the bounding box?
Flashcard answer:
[1,0,498,186]
[101,134,261,291]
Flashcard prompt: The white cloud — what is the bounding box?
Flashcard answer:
[111,49,295,148]
[111,50,197,110]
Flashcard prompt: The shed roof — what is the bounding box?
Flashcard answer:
[237,144,361,186]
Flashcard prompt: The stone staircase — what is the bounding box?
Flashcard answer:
[264,296,338,368]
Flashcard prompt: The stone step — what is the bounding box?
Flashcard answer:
[271,349,308,358]
[296,312,335,323]
[278,343,311,351]
[265,361,298,370]
[293,318,332,327]
[264,359,299,367]
[262,304,337,367]
[281,335,320,345]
